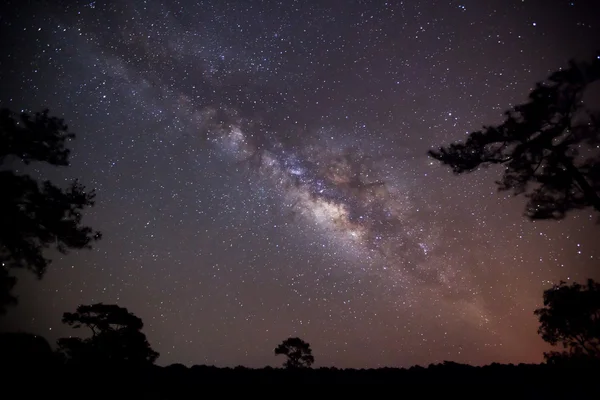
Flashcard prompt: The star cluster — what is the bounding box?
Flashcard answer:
[1,0,600,368]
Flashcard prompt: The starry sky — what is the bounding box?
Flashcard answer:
[1,0,600,369]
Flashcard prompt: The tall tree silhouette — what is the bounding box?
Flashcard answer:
[57,303,159,367]
[428,54,600,220]
[274,337,314,368]
[534,279,600,363]
[0,108,101,313]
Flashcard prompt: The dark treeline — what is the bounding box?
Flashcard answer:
[1,332,598,394]
[3,359,600,396]
[2,303,599,394]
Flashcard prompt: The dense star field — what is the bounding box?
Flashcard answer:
[1,0,600,368]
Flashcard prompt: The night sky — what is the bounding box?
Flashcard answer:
[1,0,600,369]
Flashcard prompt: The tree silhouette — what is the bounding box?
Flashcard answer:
[57,303,159,366]
[274,337,314,368]
[0,108,101,313]
[534,279,600,363]
[0,331,56,370]
[428,53,600,220]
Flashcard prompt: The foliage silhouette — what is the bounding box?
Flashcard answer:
[0,331,56,370]
[534,279,600,363]
[428,53,600,220]
[274,337,315,368]
[57,303,159,367]
[0,108,101,313]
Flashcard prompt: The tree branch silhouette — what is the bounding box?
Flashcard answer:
[0,108,101,313]
[429,53,600,220]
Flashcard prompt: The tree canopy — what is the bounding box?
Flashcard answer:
[274,337,315,368]
[61,303,145,334]
[58,303,159,367]
[534,279,600,364]
[428,53,600,220]
[0,108,101,313]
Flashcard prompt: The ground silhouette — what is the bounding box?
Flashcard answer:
[0,350,598,396]
[429,52,600,221]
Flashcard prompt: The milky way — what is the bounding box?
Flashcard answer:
[2,0,600,368]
